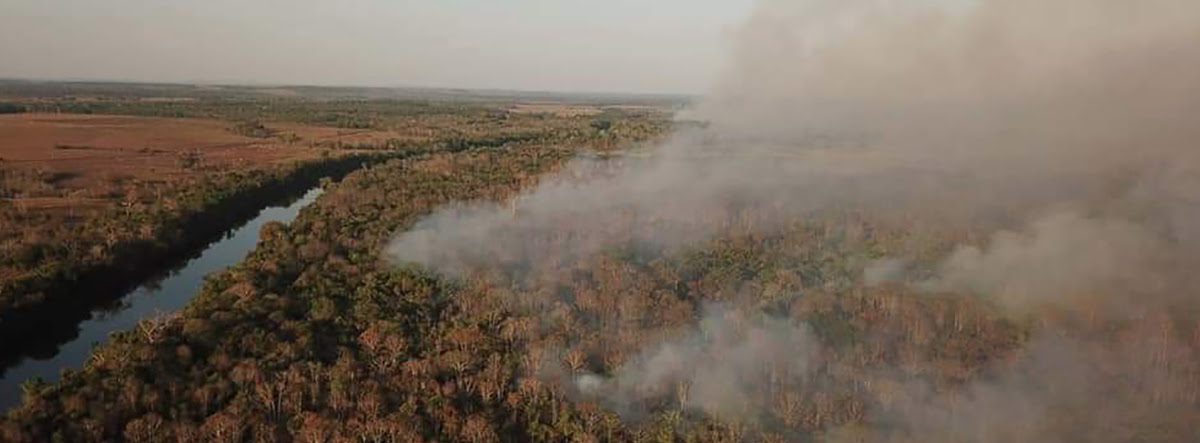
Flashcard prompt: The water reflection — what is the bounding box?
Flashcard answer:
[0,187,323,412]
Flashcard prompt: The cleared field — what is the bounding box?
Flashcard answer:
[0,113,380,192]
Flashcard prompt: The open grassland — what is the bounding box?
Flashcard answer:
[0,114,327,201]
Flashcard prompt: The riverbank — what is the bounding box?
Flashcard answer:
[0,187,325,411]
[0,153,391,355]
[0,145,575,442]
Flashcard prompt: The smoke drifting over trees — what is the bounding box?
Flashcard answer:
[570,304,820,420]
[392,0,1200,275]
[388,0,1200,440]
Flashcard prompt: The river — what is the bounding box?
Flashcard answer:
[0,187,324,412]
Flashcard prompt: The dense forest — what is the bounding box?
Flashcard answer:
[1,146,578,442]
[8,131,1196,442]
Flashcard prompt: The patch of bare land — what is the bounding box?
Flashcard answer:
[2,114,306,172]
[0,113,391,199]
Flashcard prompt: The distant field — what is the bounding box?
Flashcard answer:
[0,110,399,319]
[0,113,431,172]
[0,114,315,190]
[0,113,418,218]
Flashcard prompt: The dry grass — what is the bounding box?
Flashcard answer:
[0,113,396,193]
[0,113,414,221]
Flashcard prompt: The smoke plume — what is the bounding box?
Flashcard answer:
[387,0,1200,439]
[572,304,819,420]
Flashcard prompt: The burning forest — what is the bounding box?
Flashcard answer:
[386,0,1200,441]
[4,0,1200,442]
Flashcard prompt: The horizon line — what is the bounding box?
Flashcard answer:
[0,76,702,101]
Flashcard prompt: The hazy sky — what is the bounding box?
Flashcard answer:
[0,0,755,94]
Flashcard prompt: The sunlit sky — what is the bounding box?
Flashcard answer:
[0,0,756,94]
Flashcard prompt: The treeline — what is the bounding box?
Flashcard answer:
[315,133,547,153]
[21,97,673,156]
[22,99,483,129]
[0,103,26,114]
[22,98,670,136]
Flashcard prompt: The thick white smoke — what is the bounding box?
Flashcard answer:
[390,0,1200,279]
[572,304,819,420]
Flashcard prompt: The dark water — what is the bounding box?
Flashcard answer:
[0,187,323,412]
